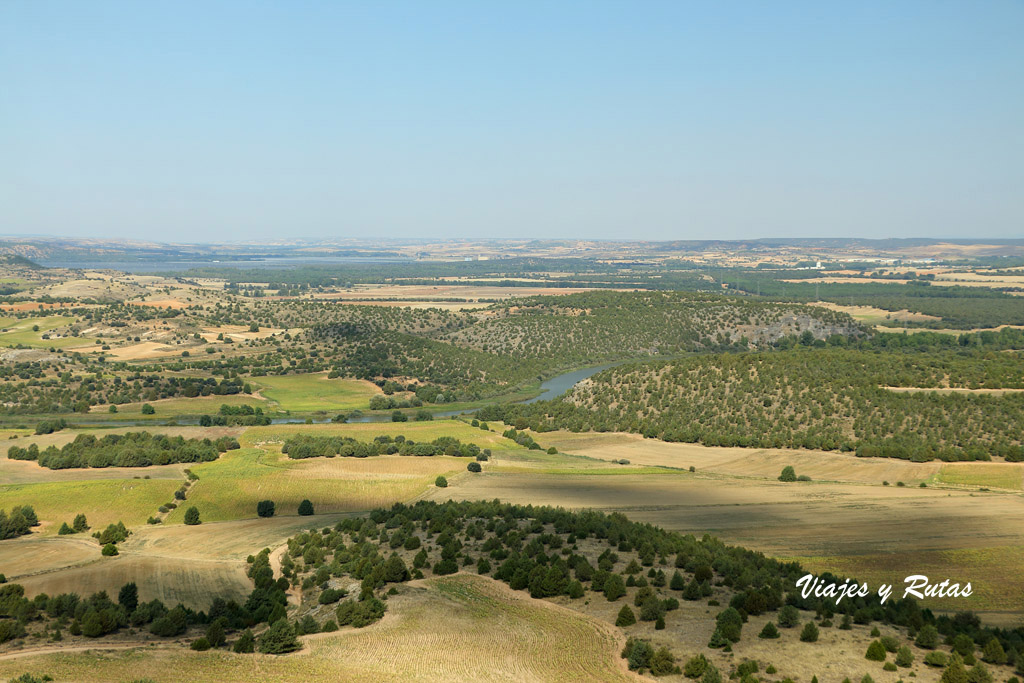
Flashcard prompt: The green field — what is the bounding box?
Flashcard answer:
[252,373,382,412]
[0,478,180,533]
[937,463,1024,490]
[164,420,522,524]
[164,447,469,524]
[0,315,95,349]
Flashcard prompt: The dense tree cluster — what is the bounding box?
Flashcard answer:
[281,434,482,459]
[9,432,240,469]
[0,369,249,416]
[0,506,39,540]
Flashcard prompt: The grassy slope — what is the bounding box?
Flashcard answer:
[251,373,382,412]
[0,575,634,683]
[0,315,95,349]
[0,478,179,533]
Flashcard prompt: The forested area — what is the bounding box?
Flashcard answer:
[439,291,861,360]
[481,346,1024,462]
[0,369,249,416]
[7,432,240,469]
[724,273,1024,329]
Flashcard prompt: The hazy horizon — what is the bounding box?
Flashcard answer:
[3,1,1022,242]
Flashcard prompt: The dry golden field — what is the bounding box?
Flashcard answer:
[0,575,639,682]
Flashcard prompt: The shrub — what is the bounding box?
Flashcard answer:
[866,640,887,661]
[650,646,678,676]
[880,635,899,652]
[916,624,940,649]
[141,404,155,415]
[258,620,300,654]
[467,461,481,473]
[759,622,780,639]
[435,476,448,488]
[183,507,200,525]
[800,621,819,642]
[896,645,914,667]
[778,466,797,482]
[297,499,314,516]
[257,500,275,518]
[778,604,800,627]
[924,651,949,667]
[701,665,722,683]
[683,654,708,678]
[967,663,992,683]
[233,629,256,653]
[981,637,1005,664]
[190,637,211,651]
[616,605,636,627]
[206,620,226,647]
[318,588,347,605]
[603,574,626,601]
[101,543,118,556]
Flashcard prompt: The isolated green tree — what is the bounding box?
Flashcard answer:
[184,506,201,525]
[257,500,276,518]
[778,604,800,627]
[616,605,636,626]
[800,621,819,642]
[866,640,887,661]
[118,582,138,613]
[434,476,448,488]
[72,513,89,532]
[895,645,914,667]
[759,622,780,639]
[778,465,797,482]
[297,499,314,516]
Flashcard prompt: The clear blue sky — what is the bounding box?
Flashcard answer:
[2,1,1021,242]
